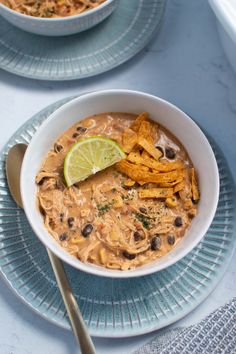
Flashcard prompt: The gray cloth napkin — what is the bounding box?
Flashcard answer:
[133,298,236,354]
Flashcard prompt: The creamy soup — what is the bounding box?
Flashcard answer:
[36,112,199,270]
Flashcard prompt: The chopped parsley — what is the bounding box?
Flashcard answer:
[135,212,151,229]
[97,203,112,216]
[122,193,134,201]
[122,189,135,201]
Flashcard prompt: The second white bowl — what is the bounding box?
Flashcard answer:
[209,0,236,74]
[0,0,119,36]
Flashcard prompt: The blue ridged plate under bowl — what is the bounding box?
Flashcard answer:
[0,96,236,338]
[0,0,165,81]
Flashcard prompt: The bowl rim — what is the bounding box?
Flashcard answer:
[0,0,115,22]
[20,89,220,278]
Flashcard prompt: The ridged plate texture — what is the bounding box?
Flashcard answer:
[0,96,235,337]
[0,0,165,80]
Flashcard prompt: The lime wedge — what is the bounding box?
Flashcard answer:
[64,136,126,187]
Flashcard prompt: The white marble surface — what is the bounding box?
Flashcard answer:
[0,0,236,353]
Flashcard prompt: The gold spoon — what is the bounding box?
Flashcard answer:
[6,144,96,354]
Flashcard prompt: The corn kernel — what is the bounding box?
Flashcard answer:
[165,196,178,208]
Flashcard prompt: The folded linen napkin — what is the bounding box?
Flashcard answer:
[133,298,236,354]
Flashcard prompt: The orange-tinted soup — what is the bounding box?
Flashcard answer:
[36,112,199,270]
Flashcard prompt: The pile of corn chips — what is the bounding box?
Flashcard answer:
[117,112,200,209]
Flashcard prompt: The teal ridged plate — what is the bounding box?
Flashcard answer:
[0,96,236,338]
[0,0,165,80]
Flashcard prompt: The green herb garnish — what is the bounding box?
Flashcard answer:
[135,212,151,229]
[97,203,112,216]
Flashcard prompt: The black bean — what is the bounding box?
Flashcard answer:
[76,126,87,133]
[174,216,183,227]
[156,146,164,155]
[192,198,199,205]
[67,217,75,228]
[167,235,175,245]
[123,251,136,260]
[165,147,176,159]
[151,236,162,250]
[81,224,93,237]
[139,207,147,214]
[72,132,79,138]
[60,213,64,222]
[59,233,67,241]
[37,177,46,185]
[134,231,141,241]
[54,143,63,153]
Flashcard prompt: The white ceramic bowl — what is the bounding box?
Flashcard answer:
[0,0,119,36]
[21,90,219,278]
[209,0,236,74]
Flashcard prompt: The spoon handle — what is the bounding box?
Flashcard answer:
[47,249,96,354]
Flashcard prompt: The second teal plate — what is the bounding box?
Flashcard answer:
[0,0,165,80]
